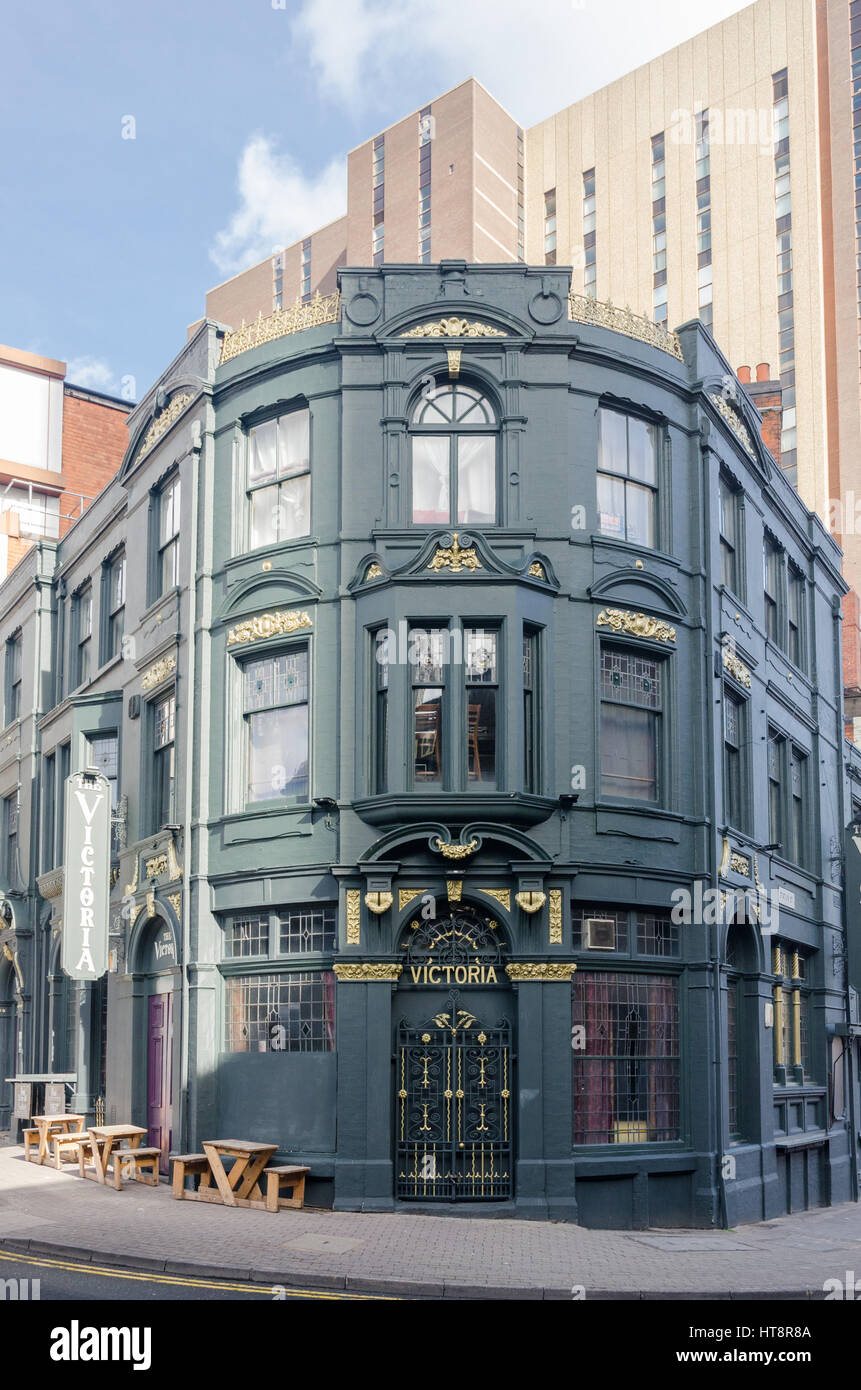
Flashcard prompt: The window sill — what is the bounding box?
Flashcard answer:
[226,537,318,570]
[588,534,681,568]
[140,586,180,625]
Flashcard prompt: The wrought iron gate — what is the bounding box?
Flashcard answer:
[396,1004,513,1201]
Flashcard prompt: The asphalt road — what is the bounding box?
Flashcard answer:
[0,1248,400,1301]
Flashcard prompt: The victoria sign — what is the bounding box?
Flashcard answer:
[61,771,111,981]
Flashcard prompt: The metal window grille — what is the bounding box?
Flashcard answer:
[278,904,336,954]
[572,907,628,953]
[227,916,270,957]
[224,971,335,1053]
[572,971,680,1144]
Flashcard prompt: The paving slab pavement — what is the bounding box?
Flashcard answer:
[1,1147,859,1298]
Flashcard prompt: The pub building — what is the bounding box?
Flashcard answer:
[1,262,859,1228]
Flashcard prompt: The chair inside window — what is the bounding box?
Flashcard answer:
[414,704,440,778]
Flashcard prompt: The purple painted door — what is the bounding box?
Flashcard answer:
[146,993,172,1173]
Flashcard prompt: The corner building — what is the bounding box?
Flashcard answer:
[1,266,857,1227]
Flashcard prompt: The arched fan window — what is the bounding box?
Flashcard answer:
[409,383,498,526]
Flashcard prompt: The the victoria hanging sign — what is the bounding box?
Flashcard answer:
[61,769,111,980]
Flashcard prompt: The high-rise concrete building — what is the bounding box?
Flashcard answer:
[0,344,131,581]
[200,0,861,589]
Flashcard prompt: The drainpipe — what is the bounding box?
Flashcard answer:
[701,427,728,1229]
[833,593,858,1201]
[178,416,202,1154]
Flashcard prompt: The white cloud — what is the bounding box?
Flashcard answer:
[66,356,118,393]
[210,134,346,276]
[291,0,750,123]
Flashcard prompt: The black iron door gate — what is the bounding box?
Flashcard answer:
[396,1005,513,1201]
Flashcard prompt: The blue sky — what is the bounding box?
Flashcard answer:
[1,0,748,401]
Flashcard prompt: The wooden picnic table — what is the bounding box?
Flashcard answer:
[26,1114,85,1165]
[79,1125,148,1189]
[195,1140,278,1210]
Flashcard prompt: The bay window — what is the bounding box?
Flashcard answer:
[222,903,336,1053]
[412,628,446,785]
[465,628,497,787]
[247,408,310,548]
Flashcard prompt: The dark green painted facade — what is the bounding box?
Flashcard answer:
[1,263,859,1227]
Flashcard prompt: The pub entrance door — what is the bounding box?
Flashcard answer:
[394,908,514,1202]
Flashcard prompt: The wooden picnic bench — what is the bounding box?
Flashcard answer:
[170,1141,309,1212]
[78,1125,156,1190]
[24,1114,85,1165]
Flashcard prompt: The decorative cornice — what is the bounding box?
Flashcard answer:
[346,889,361,945]
[506,961,577,981]
[141,653,176,691]
[549,889,563,945]
[516,890,546,914]
[427,533,482,573]
[333,962,403,982]
[722,644,752,687]
[139,393,193,458]
[479,888,511,910]
[220,291,341,364]
[398,888,426,911]
[364,891,393,915]
[226,609,312,647]
[400,317,506,339]
[709,392,756,460]
[434,838,479,860]
[596,607,676,643]
[568,293,684,360]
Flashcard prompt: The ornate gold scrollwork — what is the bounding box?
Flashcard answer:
[427,534,483,573]
[145,854,168,879]
[400,317,506,339]
[333,962,403,982]
[434,838,479,859]
[549,889,563,945]
[220,291,341,364]
[527,561,546,580]
[346,890,361,945]
[365,562,383,581]
[506,961,577,981]
[139,393,193,457]
[227,609,312,647]
[141,654,176,691]
[446,880,463,902]
[479,888,510,910]
[398,888,426,911]
[596,608,676,643]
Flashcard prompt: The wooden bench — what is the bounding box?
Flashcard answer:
[264,1164,310,1212]
[171,1153,211,1199]
[51,1132,85,1169]
[110,1147,161,1190]
[23,1128,40,1162]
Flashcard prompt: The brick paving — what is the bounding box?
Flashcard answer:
[1,1147,859,1297]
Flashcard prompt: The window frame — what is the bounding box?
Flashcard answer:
[101,550,126,666]
[148,689,176,835]
[767,727,809,867]
[240,644,310,807]
[596,405,662,551]
[154,472,181,600]
[771,941,812,1085]
[4,630,22,726]
[598,641,666,806]
[3,789,19,886]
[722,684,750,833]
[72,583,93,689]
[408,382,500,529]
[244,405,312,552]
[719,474,744,597]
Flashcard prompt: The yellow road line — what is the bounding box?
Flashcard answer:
[0,1247,397,1300]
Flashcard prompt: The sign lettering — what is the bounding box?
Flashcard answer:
[409,964,499,985]
[61,772,110,981]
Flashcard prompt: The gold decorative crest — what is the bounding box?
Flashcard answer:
[527,561,546,580]
[549,889,563,945]
[139,393,193,457]
[722,645,751,687]
[596,608,676,643]
[141,653,176,691]
[398,888,426,911]
[434,838,479,859]
[731,852,751,877]
[568,294,684,361]
[220,291,341,364]
[479,888,510,910]
[516,891,546,914]
[167,892,182,919]
[506,961,577,981]
[346,890,361,945]
[446,348,462,377]
[427,534,482,573]
[333,962,403,982]
[227,610,312,647]
[401,317,505,339]
[446,879,463,902]
[364,891,393,915]
[365,562,383,581]
[145,854,168,879]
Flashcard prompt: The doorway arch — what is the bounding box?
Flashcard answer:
[132,912,180,1172]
